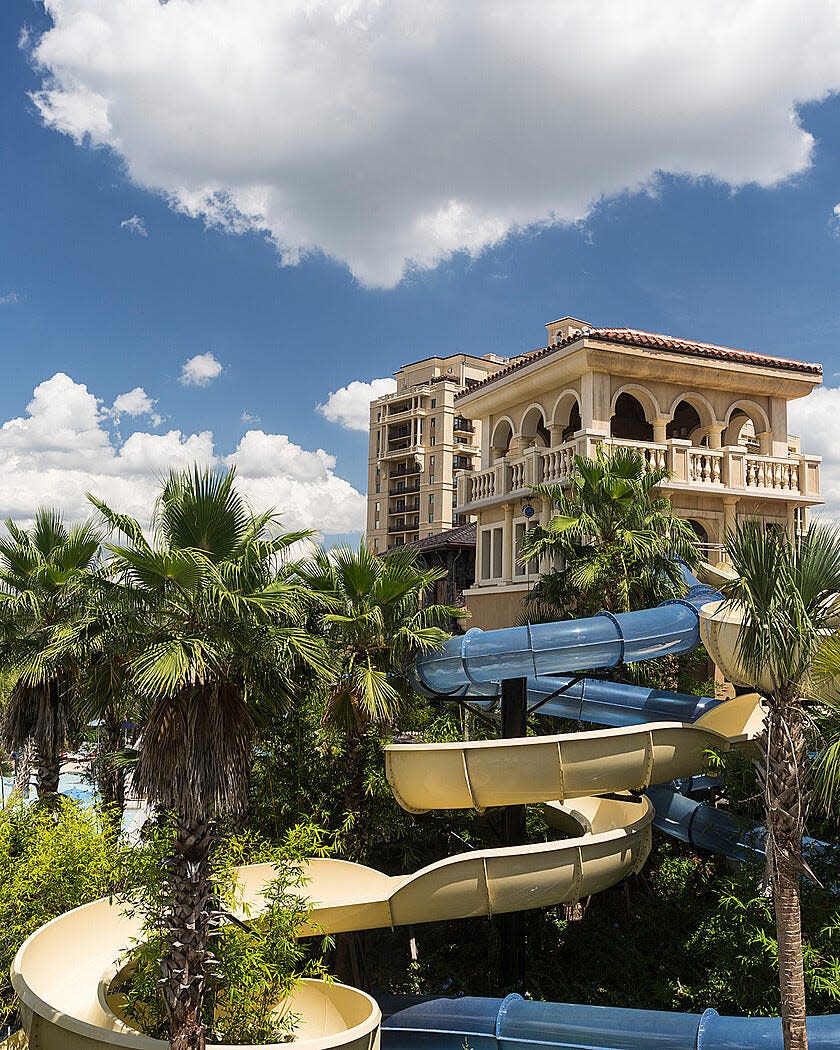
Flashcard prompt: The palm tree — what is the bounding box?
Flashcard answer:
[0,510,101,800]
[299,543,462,735]
[724,519,840,1050]
[89,467,330,1050]
[520,445,700,616]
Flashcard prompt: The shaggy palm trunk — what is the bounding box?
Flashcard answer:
[762,702,809,1050]
[12,737,34,799]
[36,747,61,798]
[97,707,125,825]
[161,816,217,1050]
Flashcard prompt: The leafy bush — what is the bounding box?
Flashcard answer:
[0,799,128,1026]
[117,820,333,1044]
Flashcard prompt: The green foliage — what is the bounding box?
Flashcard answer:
[520,445,700,616]
[0,799,129,1025]
[117,821,332,1044]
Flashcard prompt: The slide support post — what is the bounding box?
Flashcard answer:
[499,676,527,988]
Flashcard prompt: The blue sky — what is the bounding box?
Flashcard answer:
[2,0,840,533]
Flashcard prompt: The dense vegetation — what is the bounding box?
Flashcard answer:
[1,455,840,1050]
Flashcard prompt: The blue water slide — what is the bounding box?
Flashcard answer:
[378,993,840,1050]
[466,675,722,728]
[414,576,722,693]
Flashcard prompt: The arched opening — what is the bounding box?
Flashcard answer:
[553,395,582,442]
[723,408,762,450]
[667,400,703,442]
[490,419,513,463]
[611,393,653,441]
[686,519,709,546]
[520,406,550,449]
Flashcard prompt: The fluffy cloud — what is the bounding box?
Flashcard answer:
[111,386,161,426]
[0,372,365,534]
[120,215,147,237]
[180,352,222,387]
[318,378,397,432]
[789,387,840,522]
[28,1,840,287]
[0,292,19,305]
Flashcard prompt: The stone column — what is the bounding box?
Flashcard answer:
[707,425,725,450]
[549,423,566,446]
[502,502,514,583]
[722,496,739,540]
[652,418,670,444]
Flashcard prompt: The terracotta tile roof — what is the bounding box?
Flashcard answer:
[456,327,823,399]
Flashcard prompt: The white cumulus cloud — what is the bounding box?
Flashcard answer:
[28,1,840,287]
[120,215,147,237]
[111,386,161,426]
[180,352,223,387]
[318,377,397,432]
[0,292,19,305]
[0,372,365,534]
[789,387,840,523]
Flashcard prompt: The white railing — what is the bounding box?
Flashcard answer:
[458,432,820,509]
[745,455,799,492]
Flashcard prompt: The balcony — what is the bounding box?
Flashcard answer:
[388,480,420,496]
[389,464,422,478]
[389,499,420,514]
[457,433,822,512]
[389,519,420,533]
[381,444,424,462]
[453,417,475,434]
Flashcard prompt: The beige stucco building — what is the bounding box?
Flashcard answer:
[455,316,824,630]
[366,353,507,552]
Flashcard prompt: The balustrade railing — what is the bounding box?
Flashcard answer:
[459,433,817,508]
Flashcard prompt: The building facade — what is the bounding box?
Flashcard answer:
[454,317,824,629]
[366,353,507,552]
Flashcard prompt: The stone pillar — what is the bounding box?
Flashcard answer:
[722,496,739,540]
[549,423,566,446]
[652,418,670,444]
[707,425,725,450]
[502,502,514,583]
[757,431,773,456]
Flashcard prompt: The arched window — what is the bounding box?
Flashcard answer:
[611,393,653,441]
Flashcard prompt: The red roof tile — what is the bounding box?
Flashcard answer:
[456,327,823,399]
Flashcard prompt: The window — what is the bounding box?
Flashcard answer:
[430,437,436,445]
[428,513,434,523]
[480,526,504,581]
[428,493,435,505]
[429,473,435,484]
[430,455,436,468]
[514,520,539,577]
[431,398,437,408]
[373,538,378,550]
[375,502,380,513]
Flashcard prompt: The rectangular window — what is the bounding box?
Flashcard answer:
[430,455,436,468]
[428,493,435,505]
[514,520,539,577]
[492,527,503,579]
[481,529,492,580]
[430,437,436,445]
[375,502,380,513]
[428,512,434,523]
[431,398,437,408]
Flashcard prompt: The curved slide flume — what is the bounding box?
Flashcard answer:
[11,797,654,1050]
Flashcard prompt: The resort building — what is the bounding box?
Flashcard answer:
[366,353,507,551]
[454,316,824,629]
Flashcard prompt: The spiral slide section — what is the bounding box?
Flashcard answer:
[10,794,654,1050]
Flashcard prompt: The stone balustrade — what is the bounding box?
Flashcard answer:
[457,431,821,511]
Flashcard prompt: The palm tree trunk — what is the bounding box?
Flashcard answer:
[11,737,34,799]
[97,707,125,826]
[35,747,61,798]
[763,702,809,1050]
[161,815,216,1050]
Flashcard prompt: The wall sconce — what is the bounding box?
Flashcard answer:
[522,496,535,519]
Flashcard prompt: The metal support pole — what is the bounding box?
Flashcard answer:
[498,676,527,987]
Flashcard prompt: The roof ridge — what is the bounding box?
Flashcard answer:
[455,326,822,399]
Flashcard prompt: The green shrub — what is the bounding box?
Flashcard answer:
[118,820,333,1044]
[0,799,127,1025]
